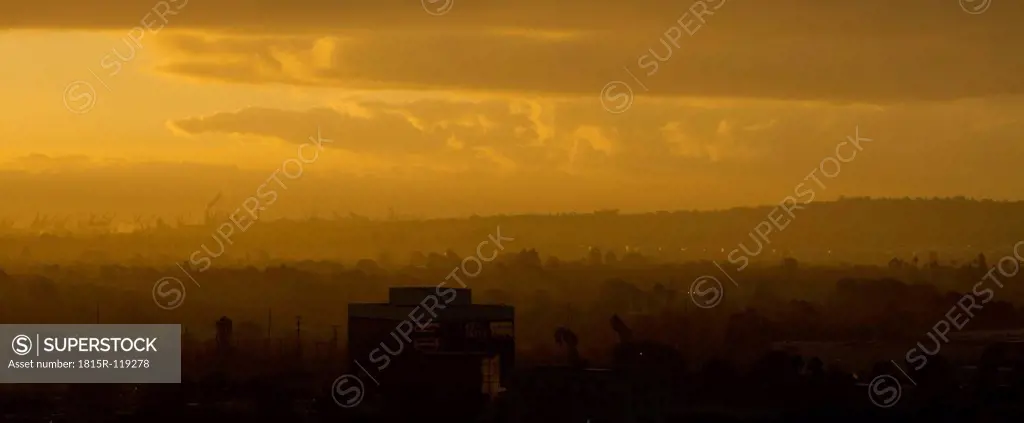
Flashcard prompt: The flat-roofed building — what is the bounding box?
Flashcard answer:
[347,287,514,417]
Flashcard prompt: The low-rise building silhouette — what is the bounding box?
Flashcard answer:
[347,287,514,417]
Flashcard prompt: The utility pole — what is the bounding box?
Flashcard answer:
[295,316,303,357]
[262,308,273,356]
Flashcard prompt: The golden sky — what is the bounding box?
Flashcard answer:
[1,0,1022,218]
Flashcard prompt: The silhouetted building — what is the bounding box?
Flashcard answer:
[215,316,233,356]
[348,287,514,417]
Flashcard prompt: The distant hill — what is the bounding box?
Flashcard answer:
[1,197,1022,265]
